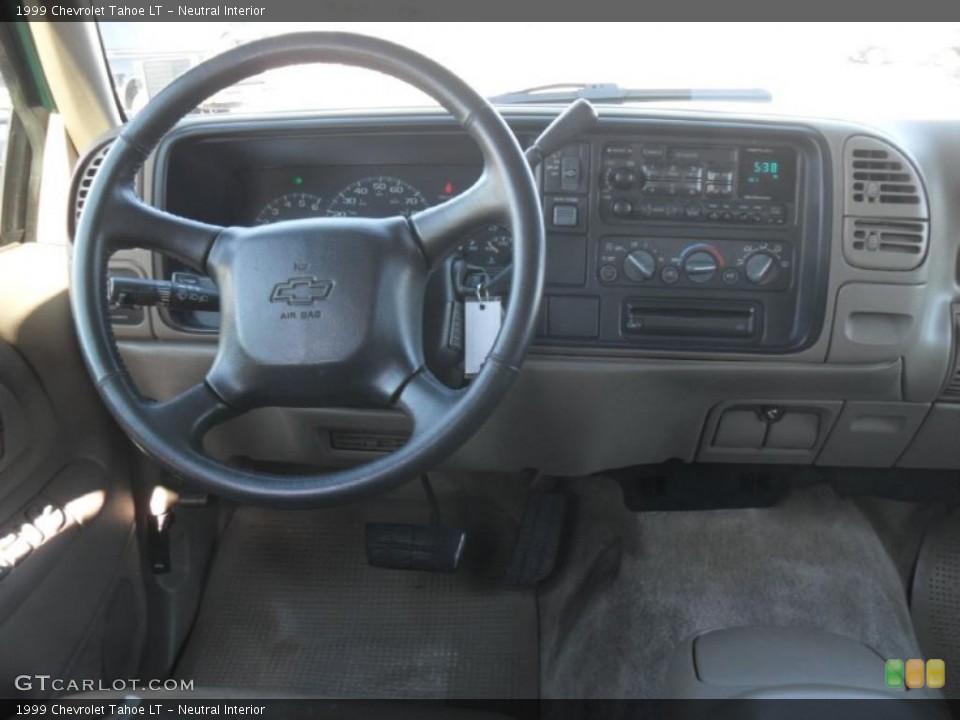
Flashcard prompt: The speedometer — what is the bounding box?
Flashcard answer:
[326,176,428,218]
[255,193,325,225]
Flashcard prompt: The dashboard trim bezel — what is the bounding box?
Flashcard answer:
[146,109,834,359]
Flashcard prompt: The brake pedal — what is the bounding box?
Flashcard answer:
[365,475,466,573]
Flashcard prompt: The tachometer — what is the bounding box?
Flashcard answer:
[458,224,513,270]
[327,176,428,218]
[255,193,325,225]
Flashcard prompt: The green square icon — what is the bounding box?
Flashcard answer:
[886,659,905,688]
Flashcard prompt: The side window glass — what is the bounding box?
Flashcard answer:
[0,41,37,247]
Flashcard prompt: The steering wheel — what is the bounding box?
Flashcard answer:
[72,33,545,507]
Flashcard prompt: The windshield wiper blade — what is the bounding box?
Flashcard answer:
[489,83,772,105]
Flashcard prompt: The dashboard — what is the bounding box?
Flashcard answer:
[96,106,960,477]
[154,120,829,355]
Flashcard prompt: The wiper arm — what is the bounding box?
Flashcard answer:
[489,83,772,105]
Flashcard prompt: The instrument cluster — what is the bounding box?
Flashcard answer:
[242,165,513,270]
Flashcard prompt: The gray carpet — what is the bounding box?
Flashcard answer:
[538,479,923,699]
[175,490,538,698]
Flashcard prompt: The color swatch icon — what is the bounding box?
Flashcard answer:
[886,659,945,689]
[886,659,904,688]
[927,659,945,689]
[906,659,925,688]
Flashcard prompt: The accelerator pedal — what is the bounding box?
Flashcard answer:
[503,475,569,588]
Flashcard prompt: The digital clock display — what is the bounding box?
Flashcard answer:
[739,147,795,201]
[753,160,781,176]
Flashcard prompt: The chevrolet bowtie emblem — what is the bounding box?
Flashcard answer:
[270,276,333,305]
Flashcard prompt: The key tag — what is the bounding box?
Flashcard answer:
[464,283,503,378]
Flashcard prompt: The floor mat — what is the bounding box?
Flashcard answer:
[912,510,960,699]
[538,480,923,699]
[175,497,538,698]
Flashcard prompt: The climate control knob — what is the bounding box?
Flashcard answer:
[683,250,718,284]
[745,252,779,286]
[608,167,638,190]
[623,249,657,282]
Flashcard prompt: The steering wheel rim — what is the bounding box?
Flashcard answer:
[72,32,545,507]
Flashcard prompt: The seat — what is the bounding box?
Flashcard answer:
[663,626,946,713]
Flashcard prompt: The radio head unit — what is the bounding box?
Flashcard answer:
[600,142,798,226]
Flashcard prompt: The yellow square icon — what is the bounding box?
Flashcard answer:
[926,659,945,689]
[905,659,925,688]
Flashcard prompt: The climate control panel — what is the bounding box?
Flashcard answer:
[597,237,793,291]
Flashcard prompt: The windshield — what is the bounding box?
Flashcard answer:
[98,22,960,120]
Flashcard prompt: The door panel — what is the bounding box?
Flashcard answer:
[0,242,146,698]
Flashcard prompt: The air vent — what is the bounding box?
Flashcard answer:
[844,136,928,220]
[68,138,114,241]
[842,218,929,271]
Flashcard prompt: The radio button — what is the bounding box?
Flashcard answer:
[706,183,734,198]
[611,199,634,218]
[552,203,579,227]
[684,202,703,220]
[605,144,633,158]
[660,266,680,284]
[608,167,637,190]
[599,264,619,283]
[721,267,741,285]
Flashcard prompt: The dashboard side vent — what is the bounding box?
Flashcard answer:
[68,138,114,241]
[842,218,929,271]
[939,310,960,403]
[844,136,928,220]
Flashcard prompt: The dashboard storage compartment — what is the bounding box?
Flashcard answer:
[699,401,842,465]
[713,410,767,449]
[766,411,820,450]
